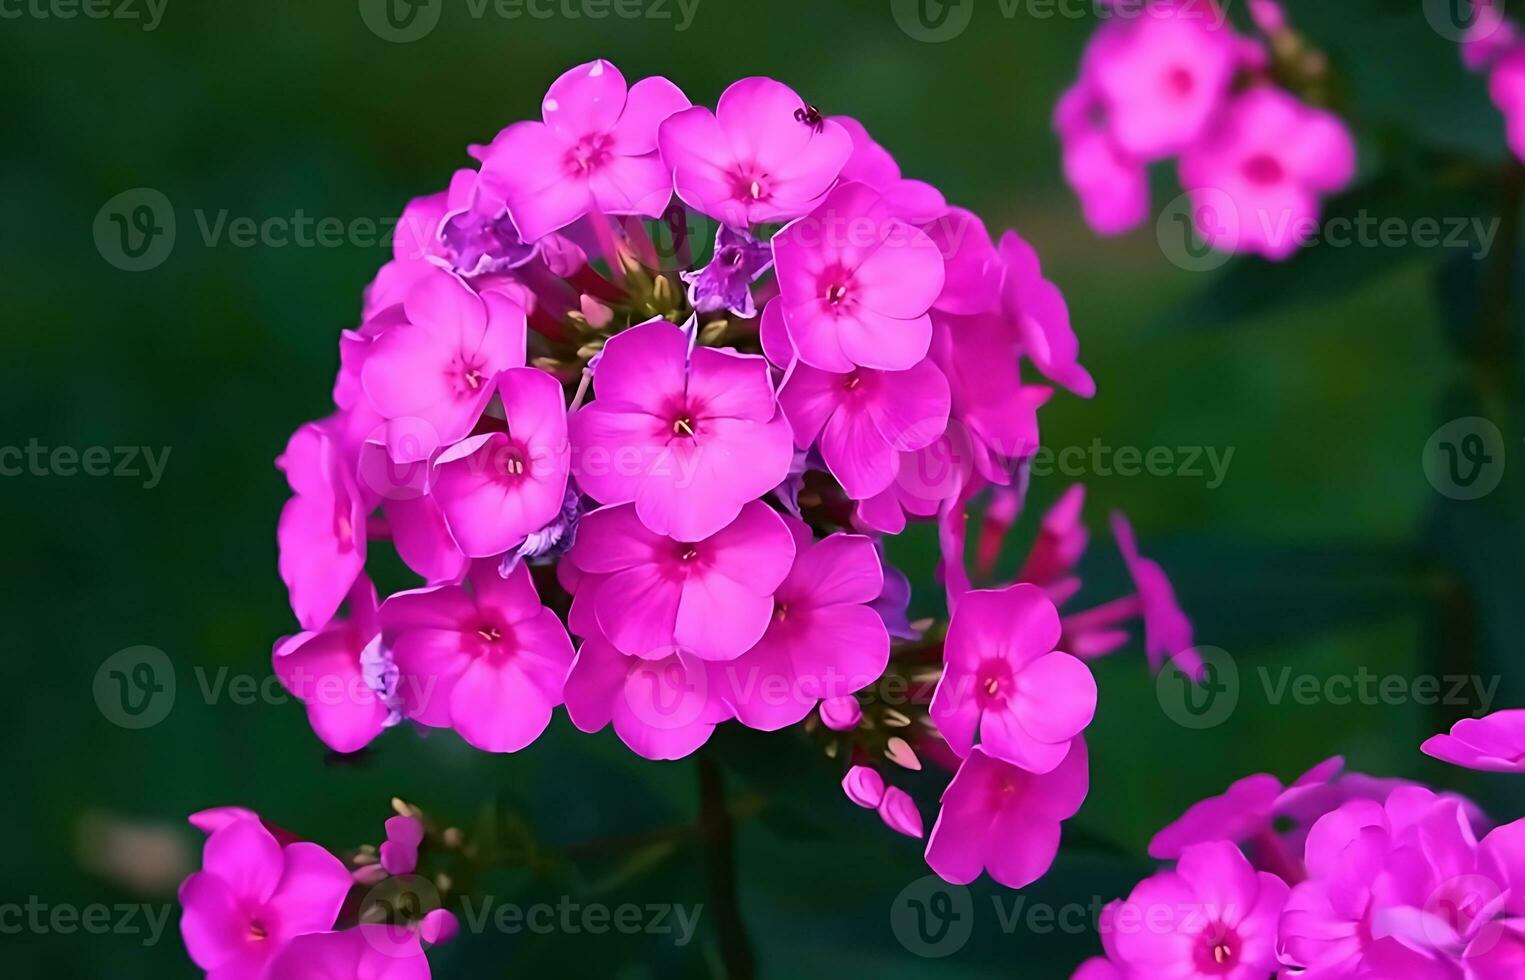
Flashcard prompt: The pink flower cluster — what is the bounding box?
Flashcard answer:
[1457,1,1525,161]
[179,807,455,980]
[269,58,1203,909]
[1055,0,1356,260]
[836,484,1202,884]
[1071,712,1525,978]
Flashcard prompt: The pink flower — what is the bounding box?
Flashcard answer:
[277,420,367,631]
[1179,87,1357,261]
[360,269,528,463]
[1109,841,1288,980]
[266,926,431,980]
[1053,78,1149,237]
[379,816,424,876]
[1087,7,1239,161]
[658,76,852,227]
[931,584,1096,773]
[1493,47,1525,160]
[1464,2,1517,71]
[1000,230,1095,398]
[565,501,795,661]
[381,562,575,753]
[563,632,732,760]
[1112,512,1199,676]
[681,226,773,318]
[479,59,689,241]
[1280,790,1524,977]
[1424,710,1525,773]
[432,367,571,558]
[772,181,947,373]
[273,576,393,755]
[568,318,794,541]
[925,740,1090,889]
[720,521,890,730]
[777,356,950,500]
[179,818,353,980]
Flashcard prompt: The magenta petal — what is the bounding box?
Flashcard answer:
[266,842,352,935]
[588,151,674,218]
[867,359,951,452]
[1013,652,1098,744]
[203,819,284,906]
[821,403,898,500]
[878,786,925,839]
[591,319,690,411]
[449,658,556,753]
[598,562,683,659]
[612,76,689,155]
[178,872,247,970]
[542,59,628,141]
[676,565,776,662]
[792,533,884,606]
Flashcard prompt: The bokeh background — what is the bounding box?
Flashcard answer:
[5,0,1524,975]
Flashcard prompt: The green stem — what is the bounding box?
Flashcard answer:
[697,752,755,980]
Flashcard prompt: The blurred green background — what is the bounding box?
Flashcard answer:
[5,0,1524,976]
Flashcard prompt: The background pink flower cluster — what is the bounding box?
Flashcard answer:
[1055,0,1356,259]
[1070,711,1525,979]
[179,807,454,980]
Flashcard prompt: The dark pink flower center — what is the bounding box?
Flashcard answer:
[819,266,858,315]
[975,659,1013,708]
[672,415,697,438]
[1194,923,1242,975]
[1166,66,1195,97]
[1243,153,1285,186]
[450,353,492,398]
[566,134,614,173]
[247,919,269,942]
[491,440,531,482]
[731,167,771,203]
